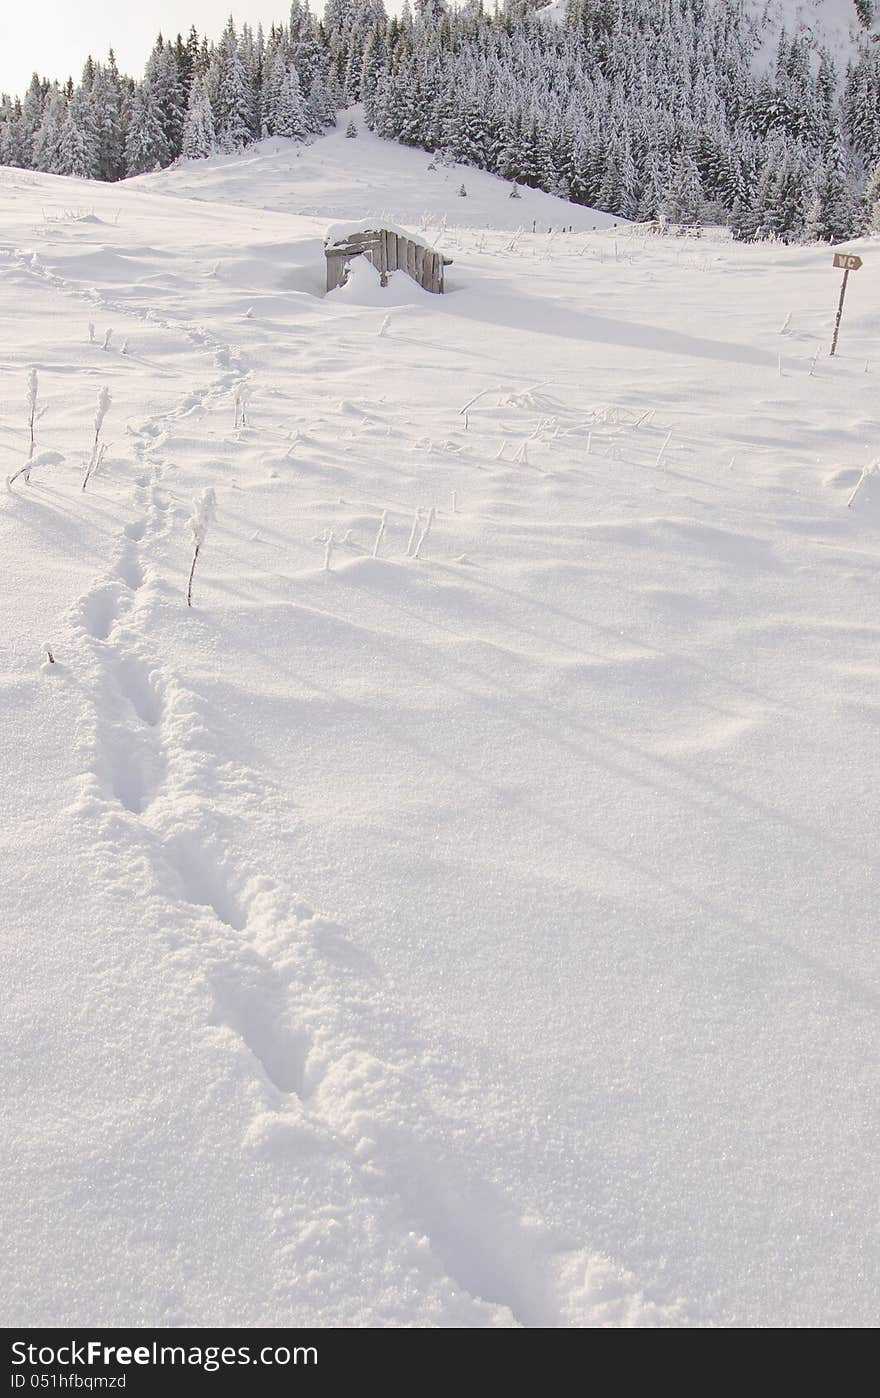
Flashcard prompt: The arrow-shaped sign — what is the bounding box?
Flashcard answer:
[833,253,863,270]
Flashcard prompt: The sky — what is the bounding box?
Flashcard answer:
[1,3,326,97]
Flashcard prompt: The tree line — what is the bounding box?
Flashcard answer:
[1,0,879,242]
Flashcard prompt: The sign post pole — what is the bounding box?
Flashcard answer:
[830,252,863,357]
[830,268,850,357]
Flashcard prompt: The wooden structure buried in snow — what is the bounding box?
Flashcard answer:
[324,222,453,294]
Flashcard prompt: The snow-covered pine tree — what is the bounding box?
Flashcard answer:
[181,75,216,159]
[144,38,186,161]
[124,80,170,175]
[275,66,307,140]
[18,75,48,168]
[91,55,126,181]
[862,157,880,231]
[807,134,858,242]
[57,95,96,179]
[215,20,255,152]
[32,86,67,173]
[664,148,705,226]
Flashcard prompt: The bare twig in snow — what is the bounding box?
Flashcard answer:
[406,509,423,556]
[187,488,216,606]
[846,469,868,509]
[655,427,673,467]
[459,387,494,416]
[372,510,388,559]
[82,387,111,491]
[413,507,435,559]
[26,369,38,468]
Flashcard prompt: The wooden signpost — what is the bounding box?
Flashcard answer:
[830,252,863,356]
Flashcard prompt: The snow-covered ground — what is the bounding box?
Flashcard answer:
[747,0,880,74]
[140,115,623,234]
[1,122,878,1329]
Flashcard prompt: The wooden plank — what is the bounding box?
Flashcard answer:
[325,251,348,292]
[406,238,418,283]
[329,239,381,256]
[386,232,398,276]
[378,229,388,286]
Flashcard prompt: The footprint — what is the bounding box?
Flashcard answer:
[99,724,156,814]
[124,520,146,542]
[164,834,246,931]
[78,584,121,641]
[116,547,144,591]
[212,972,311,1098]
[113,653,162,726]
[109,749,150,814]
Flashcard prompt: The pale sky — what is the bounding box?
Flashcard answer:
[1,3,330,97]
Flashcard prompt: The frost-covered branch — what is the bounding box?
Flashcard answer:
[187,487,216,606]
[81,387,111,491]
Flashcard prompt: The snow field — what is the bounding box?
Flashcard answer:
[0,131,878,1327]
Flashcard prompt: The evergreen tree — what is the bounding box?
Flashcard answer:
[0,103,27,168]
[181,76,216,159]
[32,86,66,172]
[664,148,705,225]
[57,101,94,178]
[124,81,169,174]
[807,137,857,242]
[20,75,48,166]
[145,38,186,160]
[91,56,126,181]
[275,67,307,140]
[215,20,255,152]
[862,157,880,231]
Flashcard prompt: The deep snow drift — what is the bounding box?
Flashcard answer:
[0,122,877,1329]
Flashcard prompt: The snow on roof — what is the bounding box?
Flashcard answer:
[324,219,435,252]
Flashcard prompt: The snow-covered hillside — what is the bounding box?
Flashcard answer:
[748,0,880,83]
[750,0,880,61]
[138,115,624,233]
[1,129,877,1329]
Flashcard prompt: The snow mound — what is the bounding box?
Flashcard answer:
[328,255,427,305]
